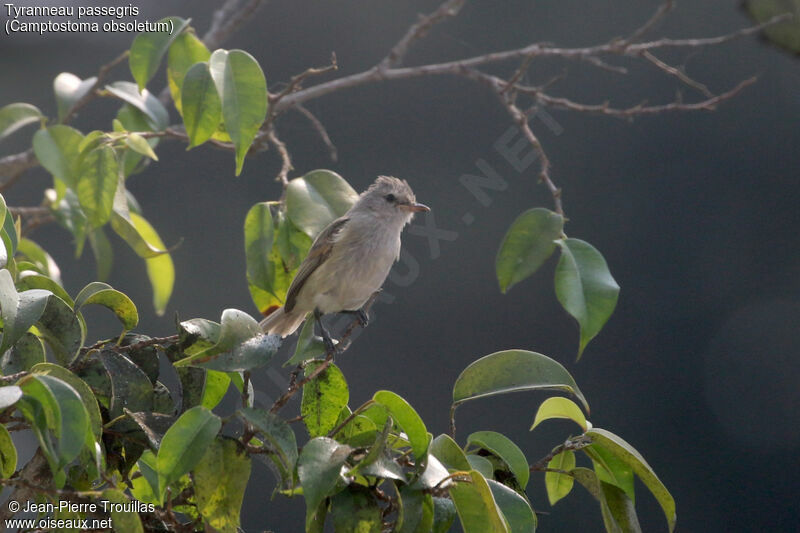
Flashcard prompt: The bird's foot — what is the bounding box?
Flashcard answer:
[314,308,338,358]
[342,309,370,328]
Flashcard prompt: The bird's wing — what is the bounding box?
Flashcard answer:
[285,216,350,312]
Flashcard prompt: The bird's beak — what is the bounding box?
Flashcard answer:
[400,202,430,212]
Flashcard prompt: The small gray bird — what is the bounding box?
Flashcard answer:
[260,176,429,346]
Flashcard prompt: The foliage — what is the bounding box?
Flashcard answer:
[0,14,682,533]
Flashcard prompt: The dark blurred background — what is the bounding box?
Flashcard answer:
[2,1,799,531]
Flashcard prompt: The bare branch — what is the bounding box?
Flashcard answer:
[378,0,466,71]
[641,50,712,98]
[627,0,675,44]
[202,0,270,50]
[0,149,37,192]
[270,53,339,110]
[266,127,293,188]
[60,50,129,125]
[294,104,338,162]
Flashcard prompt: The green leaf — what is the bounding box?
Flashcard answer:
[32,125,84,188]
[0,270,50,355]
[332,489,383,533]
[157,406,221,503]
[554,238,620,357]
[178,317,221,355]
[116,105,159,177]
[129,17,191,90]
[587,428,676,532]
[496,207,564,293]
[74,282,138,332]
[545,450,575,505]
[105,82,169,131]
[1,332,44,375]
[88,228,113,281]
[35,293,84,366]
[181,62,222,148]
[373,390,429,459]
[487,479,537,533]
[208,49,268,175]
[102,489,144,533]
[286,170,359,237]
[30,363,102,440]
[238,407,298,485]
[285,316,328,366]
[53,190,88,256]
[0,424,16,478]
[0,103,42,142]
[125,133,159,160]
[201,370,230,409]
[302,361,349,438]
[167,30,211,112]
[531,396,588,432]
[0,386,22,409]
[297,437,352,531]
[100,350,154,421]
[244,202,275,290]
[131,212,174,315]
[466,454,494,479]
[449,470,509,533]
[53,72,96,121]
[584,442,635,503]
[432,497,457,533]
[430,434,471,472]
[467,431,529,489]
[16,239,61,283]
[452,349,589,413]
[194,437,251,533]
[23,374,89,469]
[396,485,434,533]
[602,481,642,533]
[174,308,280,371]
[76,146,118,228]
[745,0,800,54]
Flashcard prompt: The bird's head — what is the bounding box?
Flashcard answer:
[357,176,430,225]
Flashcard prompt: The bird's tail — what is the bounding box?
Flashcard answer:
[259,306,307,337]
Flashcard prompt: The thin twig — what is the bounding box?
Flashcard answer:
[61,50,130,125]
[641,49,712,98]
[294,104,338,162]
[266,127,293,188]
[529,434,594,472]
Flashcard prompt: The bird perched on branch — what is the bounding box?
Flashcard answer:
[260,176,429,351]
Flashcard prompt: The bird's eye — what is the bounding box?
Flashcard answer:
[385,193,396,203]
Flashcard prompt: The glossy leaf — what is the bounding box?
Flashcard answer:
[587,428,676,532]
[194,437,251,533]
[239,407,298,485]
[602,481,642,533]
[584,442,635,503]
[496,207,564,293]
[0,103,42,142]
[449,470,509,533]
[181,62,221,148]
[373,390,429,459]
[17,239,61,283]
[531,396,588,432]
[332,489,383,533]
[201,370,230,409]
[208,49,268,175]
[554,238,620,357]
[32,125,84,188]
[0,424,16,478]
[131,212,174,314]
[0,386,22,409]
[30,363,102,440]
[178,317,221,355]
[1,333,44,375]
[129,17,191,89]
[286,170,359,237]
[125,133,159,160]
[53,72,97,121]
[488,479,537,533]
[53,190,88,256]
[430,434,471,472]
[302,361,349,438]
[452,349,589,413]
[100,350,154,420]
[77,145,118,228]
[175,308,279,371]
[297,437,352,531]
[74,282,138,332]
[167,30,211,112]
[105,82,169,131]
[397,485,434,533]
[466,454,494,479]
[157,406,221,503]
[116,104,159,177]
[467,430,530,489]
[433,497,457,533]
[35,293,84,366]
[0,269,50,355]
[88,228,113,281]
[244,202,275,291]
[545,450,575,505]
[285,316,328,366]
